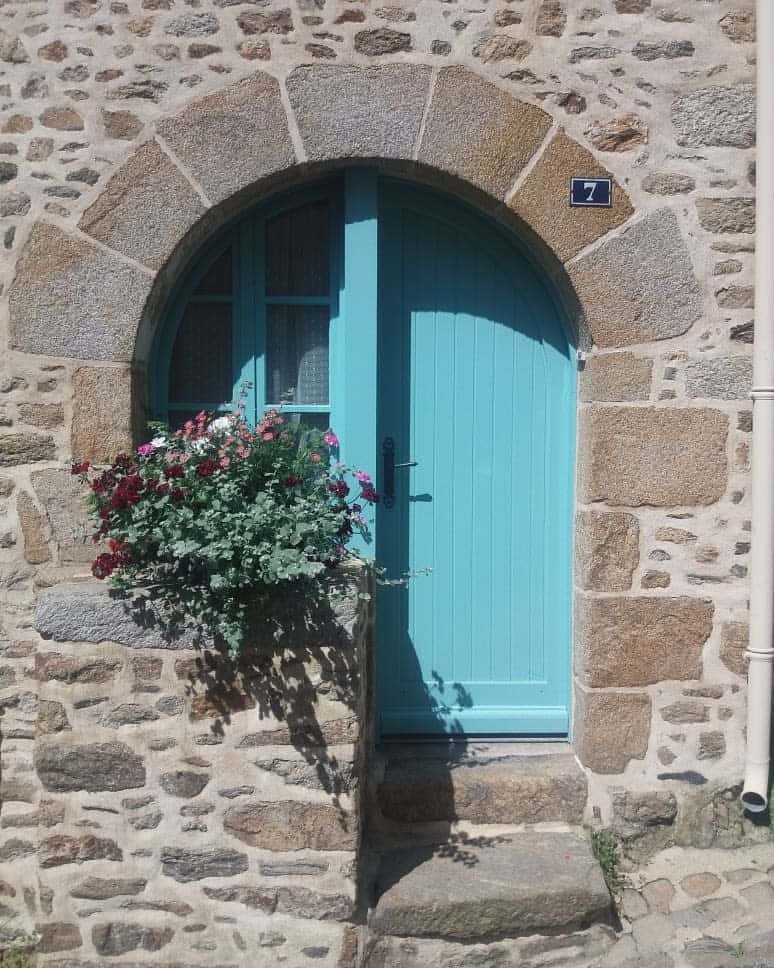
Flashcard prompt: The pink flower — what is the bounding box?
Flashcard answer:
[220,457,231,468]
[355,470,371,485]
[324,431,339,448]
[136,443,156,457]
[310,453,321,463]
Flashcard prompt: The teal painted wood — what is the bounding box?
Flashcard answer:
[340,169,379,556]
[377,181,576,736]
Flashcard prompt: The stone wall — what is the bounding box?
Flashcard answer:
[0,0,762,954]
[0,571,370,965]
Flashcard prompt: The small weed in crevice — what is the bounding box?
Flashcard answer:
[591,829,621,895]
[0,945,35,968]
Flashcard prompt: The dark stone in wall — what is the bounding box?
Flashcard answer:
[35,741,146,793]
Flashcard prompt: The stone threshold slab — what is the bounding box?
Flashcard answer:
[376,748,586,825]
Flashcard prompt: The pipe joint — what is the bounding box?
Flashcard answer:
[750,386,774,400]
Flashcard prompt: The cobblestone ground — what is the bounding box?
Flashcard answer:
[606,842,774,968]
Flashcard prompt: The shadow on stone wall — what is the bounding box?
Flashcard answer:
[126,570,370,821]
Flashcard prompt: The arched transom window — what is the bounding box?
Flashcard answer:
[154,183,342,433]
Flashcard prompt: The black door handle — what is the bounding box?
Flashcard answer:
[382,437,417,509]
[383,436,396,509]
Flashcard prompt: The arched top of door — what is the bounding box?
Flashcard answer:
[150,174,578,432]
[8,65,703,372]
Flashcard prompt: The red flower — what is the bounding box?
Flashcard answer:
[92,552,117,579]
[164,464,184,479]
[195,459,218,478]
[328,480,349,498]
[71,461,90,475]
[361,484,380,504]
[110,476,143,510]
[108,539,130,565]
[285,474,303,488]
[171,487,186,502]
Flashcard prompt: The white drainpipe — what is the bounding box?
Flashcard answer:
[742,0,774,813]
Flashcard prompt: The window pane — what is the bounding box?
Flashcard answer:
[267,305,329,406]
[281,411,330,432]
[169,302,233,404]
[194,248,232,296]
[266,200,330,297]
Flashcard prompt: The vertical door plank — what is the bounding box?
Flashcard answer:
[342,169,379,555]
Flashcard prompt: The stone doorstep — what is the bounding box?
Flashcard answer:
[369,831,613,943]
[374,744,587,825]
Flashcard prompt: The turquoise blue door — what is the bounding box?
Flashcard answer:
[153,172,575,737]
[376,182,576,736]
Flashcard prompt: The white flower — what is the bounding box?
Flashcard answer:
[209,415,233,433]
[150,435,168,448]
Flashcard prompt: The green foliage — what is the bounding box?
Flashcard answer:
[591,829,621,894]
[0,947,35,968]
[74,410,377,655]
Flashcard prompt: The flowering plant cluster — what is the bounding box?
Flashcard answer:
[73,410,378,654]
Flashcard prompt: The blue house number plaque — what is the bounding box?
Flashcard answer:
[570,177,612,208]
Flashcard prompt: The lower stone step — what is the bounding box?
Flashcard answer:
[369,831,613,943]
[365,923,618,968]
[375,744,587,825]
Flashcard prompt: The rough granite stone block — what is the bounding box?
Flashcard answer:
[35,582,203,649]
[157,71,296,204]
[575,510,640,592]
[579,352,653,403]
[8,222,152,361]
[576,595,712,687]
[569,209,703,347]
[578,407,728,507]
[419,67,551,199]
[287,64,431,162]
[511,131,633,262]
[574,688,652,774]
[71,364,136,463]
[78,139,206,270]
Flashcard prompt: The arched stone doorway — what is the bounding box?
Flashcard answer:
[7,63,717,771]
